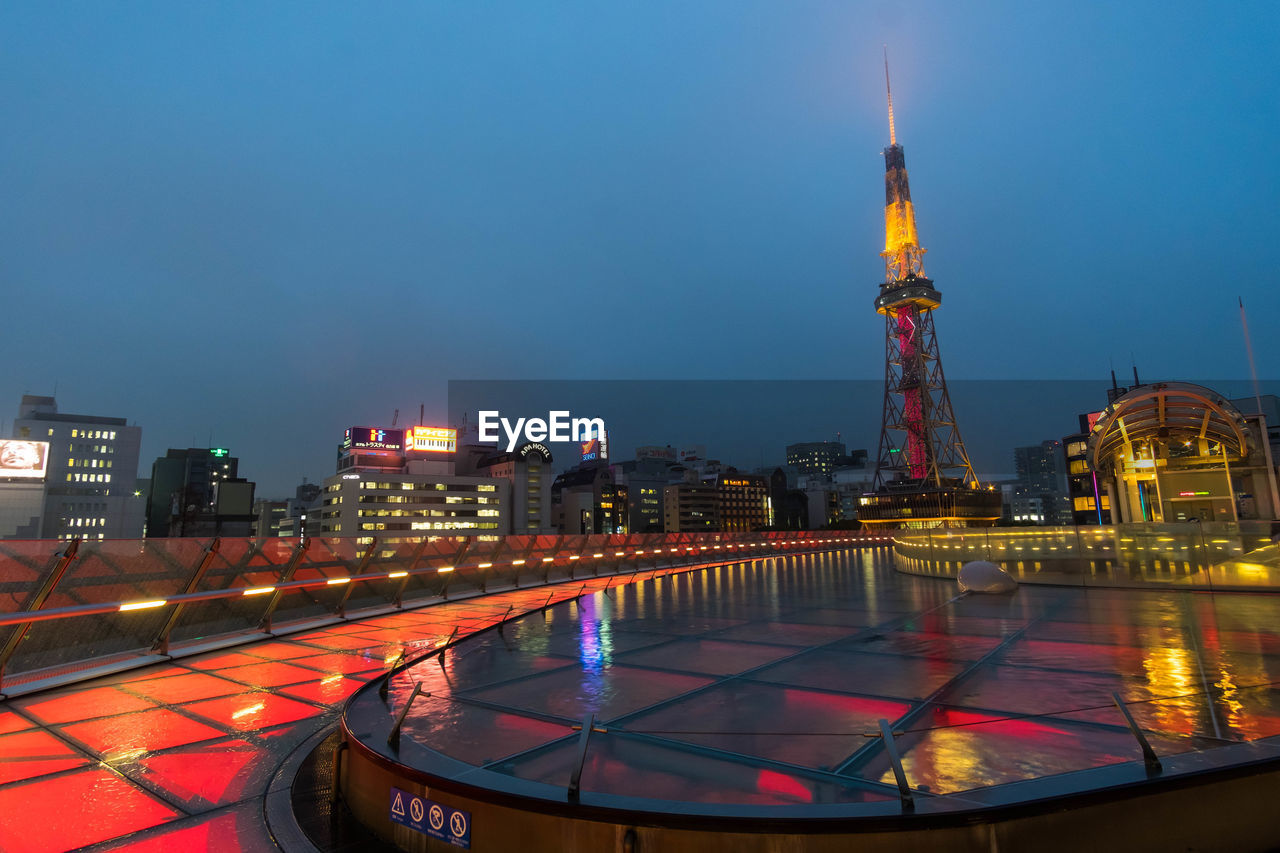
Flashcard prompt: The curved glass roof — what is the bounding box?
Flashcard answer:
[348,550,1280,814]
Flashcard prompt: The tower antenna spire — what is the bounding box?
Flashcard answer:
[883,45,896,146]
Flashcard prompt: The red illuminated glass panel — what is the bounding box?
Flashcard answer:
[279,676,366,706]
[17,686,157,725]
[182,693,321,732]
[0,711,33,736]
[187,651,268,669]
[287,652,389,677]
[88,801,278,853]
[138,739,271,807]
[61,707,226,754]
[0,729,89,784]
[292,633,387,652]
[0,768,180,852]
[214,661,330,689]
[120,672,244,704]
[239,641,330,660]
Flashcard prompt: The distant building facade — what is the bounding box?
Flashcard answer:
[663,481,718,533]
[456,442,553,534]
[11,395,143,540]
[551,465,628,534]
[146,448,255,537]
[1010,441,1071,525]
[716,474,770,532]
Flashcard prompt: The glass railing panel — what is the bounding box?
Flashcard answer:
[5,604,175,681]
[166,595,273,647]
[46,538,209,608]
[0,541,66,613]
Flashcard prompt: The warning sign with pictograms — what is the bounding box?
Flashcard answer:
[389,786,472,848]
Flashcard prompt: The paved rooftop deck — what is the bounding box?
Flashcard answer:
[5,547,1280,851]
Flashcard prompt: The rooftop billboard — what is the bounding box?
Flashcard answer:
[0,440,49,479]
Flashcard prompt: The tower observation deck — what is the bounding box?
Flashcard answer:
[860,53,1001,528]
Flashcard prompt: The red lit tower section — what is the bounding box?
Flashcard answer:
[862,56,1000,528]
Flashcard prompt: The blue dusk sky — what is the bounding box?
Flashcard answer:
[1,2,1277,494]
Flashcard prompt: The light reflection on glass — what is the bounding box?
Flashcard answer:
[1140,644,1196,735]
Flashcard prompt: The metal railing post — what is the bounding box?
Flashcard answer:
[1112,692,1163,774]
[387,681,424,749]
[335,537,378,617]
[878,718,915,811]
[542,535,565,584]
[392,539,434,608]
[151,538,221,655]
[258,539,312,633]
[568,713,605,801]
[0,540,80,691]
[570,537,591,579]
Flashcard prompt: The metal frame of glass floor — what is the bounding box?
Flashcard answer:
[341,548,1280,851]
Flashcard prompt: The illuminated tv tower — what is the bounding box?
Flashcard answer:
[862,51,1000,528]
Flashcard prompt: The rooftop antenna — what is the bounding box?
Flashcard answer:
[419,403,424,426]
[883,45,897,146]
[1240,296,1264,417]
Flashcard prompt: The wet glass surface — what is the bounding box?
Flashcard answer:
[357,549,1280,805]
[6,545,1280,850]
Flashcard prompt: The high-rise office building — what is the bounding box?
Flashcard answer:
[716,474,770,532]
[11,395,143,540]
[146,448,254,537]
[551,466,628,535]
[1011,441,1071,525]
[785,442,848,480]
[662,481,718,533]
[318,423,508,551]
[457,442,553,534]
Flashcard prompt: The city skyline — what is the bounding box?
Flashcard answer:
[2,2,1276,494]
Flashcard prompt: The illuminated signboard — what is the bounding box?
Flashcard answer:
[406,426,457,454]
[1086,411,1105,431]
[210,447,230,458]
[346,427,404,452]
[722,479,751,487]
[0,440,49,479]
[518,442,553,462]
[580,424,608,462]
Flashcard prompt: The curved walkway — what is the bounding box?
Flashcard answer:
[0,574,638,852]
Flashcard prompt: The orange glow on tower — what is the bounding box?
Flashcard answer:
[867,53,987,519]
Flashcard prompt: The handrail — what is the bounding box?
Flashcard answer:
[0,530,887,693]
